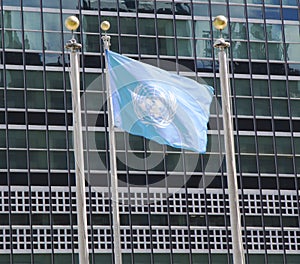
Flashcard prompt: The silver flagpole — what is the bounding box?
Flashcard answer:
[100,21,123,264]
[65,16,90,264]
[213,16,245,264]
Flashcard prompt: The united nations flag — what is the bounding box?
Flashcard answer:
[106,50,214,153]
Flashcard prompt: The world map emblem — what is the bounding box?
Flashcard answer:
[131,82,177,128]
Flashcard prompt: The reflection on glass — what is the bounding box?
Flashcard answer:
[83,34,100,52]
[257,136,274,154]
[235,98,253,116]
[82,0,100,10]
[23,12,41,30]
[120,36,138,54]
[43,13,61,31]
[276,137,292,154]
[247,7,263,19]
[120,17,137,34]
[23,0,40,7]
[24,32,43,51]
[7,90,24,108]
[284,25,300,42]
[156,1,173,14]
[6,70,24,88]
[253,79,269,96]
[254,98,271,116]
[4,30,22,49]
[196,39,213,58]
[286,44,300,61]
[290,100,300,117]
[27,91,45,109]
[264,0,280,4]
[44,32,62,51]
[240,155,257,173]
[140,37,156,55]
[268,43,283,60]
[193,4,209,16]
[230,22,247,40]
[231,41,248,59]
[282,8,299,20]
[139,18,155,36]
[157,19,174,37]
[282,0,298,5]
[267,24,282,41]
[234,79,251,96]
[3,0,20,6]
[229,6,245,19]
[273,99,289,117]
[250,42,266,60]
[176,20,192,38]
[194,21,210,38]
[210,4,227,18]
[247,0,263,3]
[158,38,175,56]
[265,7,281,20]
[239,136,256,153]
[82,15,100,33]
[30,151,48,169]
[271,80,287,97]
[288,81,300,98]
[177,39,193,57]
[4,11,21,29]
[249,23,265,40]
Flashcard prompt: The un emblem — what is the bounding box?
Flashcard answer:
[131,82,177,128]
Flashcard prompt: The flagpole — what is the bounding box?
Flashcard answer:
[213,16,245,264]
[100,21,123,264]
[64,16,90,264]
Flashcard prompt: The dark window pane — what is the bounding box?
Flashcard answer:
[265,8,281,19]
[30,150,48,169]
[282,8,299,20]
[9,151,27,169]
[11,214,29,225]
[10,172,28,185]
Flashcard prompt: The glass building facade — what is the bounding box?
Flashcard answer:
[0,0,299,263]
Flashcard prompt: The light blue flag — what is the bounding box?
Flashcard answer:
[106,50,214,153]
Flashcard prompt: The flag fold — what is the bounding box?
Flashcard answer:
[106,50,214,153]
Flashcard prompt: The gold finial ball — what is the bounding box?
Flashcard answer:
[213,15,228,30]
[100,21,110,31]
[65,16,80,31]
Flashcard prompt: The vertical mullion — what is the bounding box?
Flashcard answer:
[123,133,135,264]
[153,0,160,66]
[207,0,216,262]
[262,2,287,262]
[39,0,55,262]
[143,138,154,264]
[0,2,14,263]
[162,146,174,264]
[280,0,300,247]
[171,0,179,74]
[135,0,140,56]
[244,2,269,262]
[59,0,77,262]
[20,1,34,262]
[200,157,212,264]
[181,151,194,264]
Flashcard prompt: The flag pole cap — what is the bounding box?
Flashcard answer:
[213,15,228,30]
[101,21,111,32]
[65,16,80,31]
